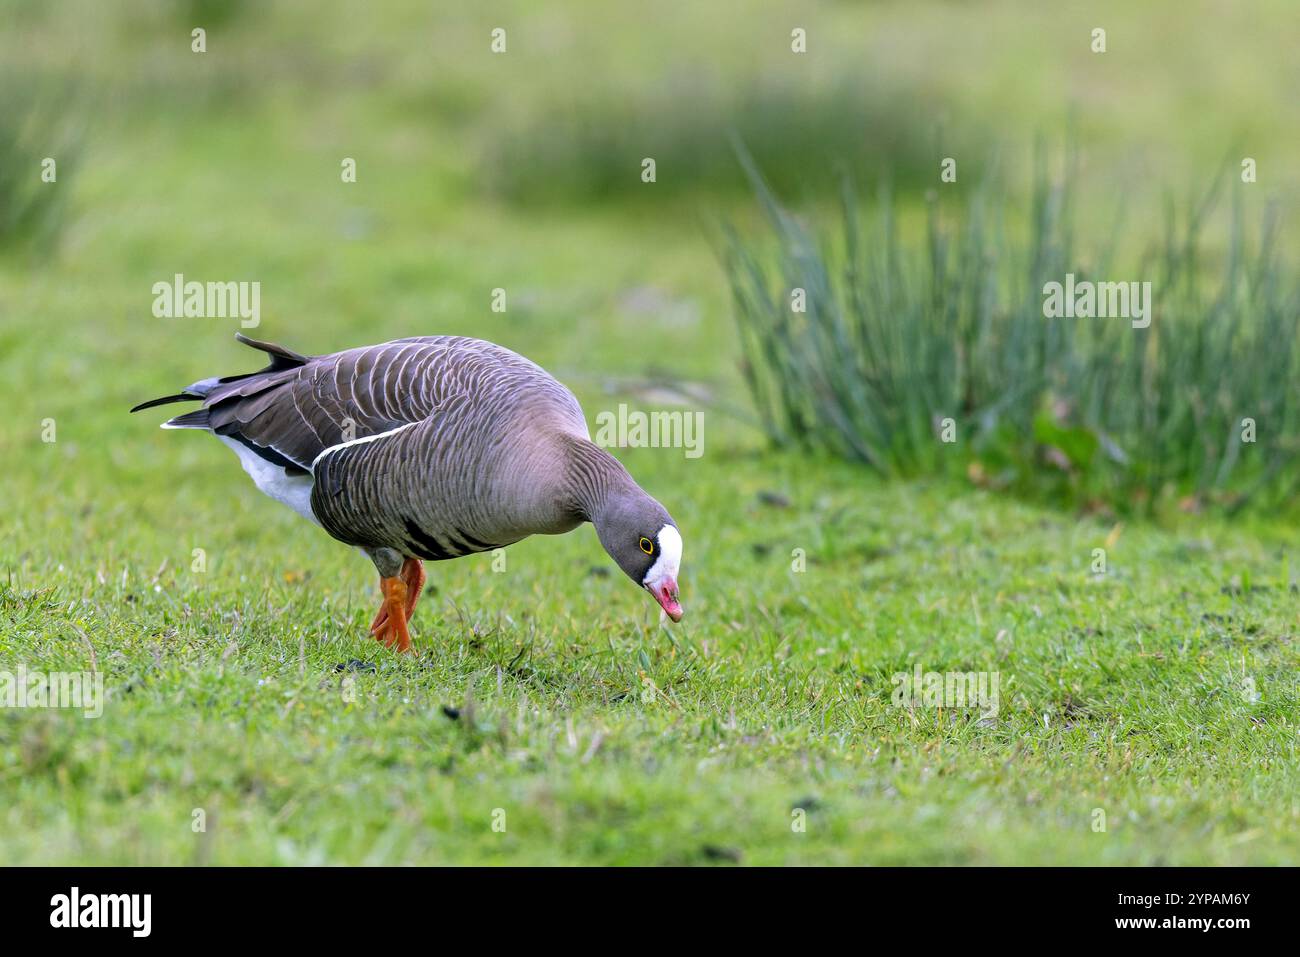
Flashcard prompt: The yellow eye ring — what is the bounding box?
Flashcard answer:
[639,537,654,555]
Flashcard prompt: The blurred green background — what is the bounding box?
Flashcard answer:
[3,0,1297,391]
[1,1,1298,865]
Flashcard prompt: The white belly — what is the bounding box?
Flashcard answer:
[217,436,319,525]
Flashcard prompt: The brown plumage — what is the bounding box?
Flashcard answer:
[132,334,684,651]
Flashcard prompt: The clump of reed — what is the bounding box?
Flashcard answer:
[722,151,1300,514]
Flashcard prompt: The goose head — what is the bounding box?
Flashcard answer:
[593,494,683,621]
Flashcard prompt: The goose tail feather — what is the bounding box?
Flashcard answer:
[234,333,311,370]
[129,391,202,414]
[131,335,311,421]
[160,408,212,430]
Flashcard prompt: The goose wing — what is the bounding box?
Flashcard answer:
[135,335,467,472]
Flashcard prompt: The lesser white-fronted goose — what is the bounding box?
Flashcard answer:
[132,334,684,652]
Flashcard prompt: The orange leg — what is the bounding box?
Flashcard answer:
[400,557,426,623]
[367,558,425,652]
[369,576,412,653]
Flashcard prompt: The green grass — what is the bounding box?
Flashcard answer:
[5,459,1300,864]
[483,76,963,205]
[2,0,1299,866]
[0,75,82,252]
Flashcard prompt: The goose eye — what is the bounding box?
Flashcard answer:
[638,537,654,555]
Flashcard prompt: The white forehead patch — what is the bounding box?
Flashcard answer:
[643,524,682,585]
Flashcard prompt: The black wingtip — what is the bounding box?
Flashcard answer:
[129,392,201,414]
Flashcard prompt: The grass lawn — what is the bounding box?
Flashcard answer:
[4,452,1299,865]
[1,1,1297,866]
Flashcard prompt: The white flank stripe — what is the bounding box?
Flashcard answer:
[311,421,417,472]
